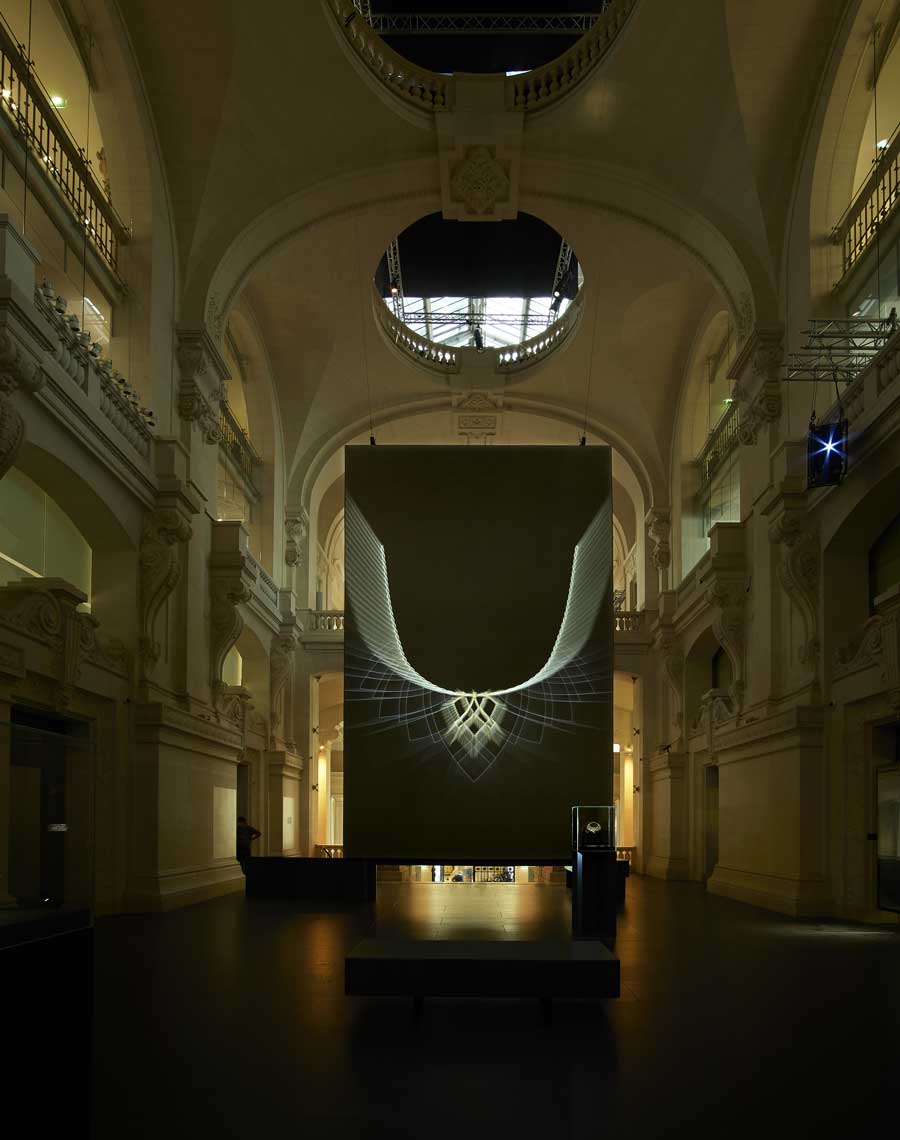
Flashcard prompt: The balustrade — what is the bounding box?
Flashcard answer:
[33,279,155,460]
[315,844,344,859]
[835,127,900,280]
[374,285,584,379]
[614,611,644,634]
[504,0,636,112]
[329,0,635,119]
[329,0,455,112]
[0,15,127,278]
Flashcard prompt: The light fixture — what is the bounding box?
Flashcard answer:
[613,743,621,753]
[51,94,68,109]
[878,138,889,150]
[807,416,848,487]
[389,279,400,297]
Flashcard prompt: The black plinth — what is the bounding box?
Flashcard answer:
[244,857,375,901]
[572,848,618,941]
[345,938,620,1000]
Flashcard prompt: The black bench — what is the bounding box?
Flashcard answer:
[346,938,620,1007]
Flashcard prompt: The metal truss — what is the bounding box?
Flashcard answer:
[402,309,549,328]
[385,238,404,319]
[365,11,604,36]
[548,239,573,325]
[785,314,899,383]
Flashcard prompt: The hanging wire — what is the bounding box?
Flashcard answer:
[21,0,34,234]
[579,285,600,445]
[81,30,93,332]
[873,26,883,319]
[353,216,376,444]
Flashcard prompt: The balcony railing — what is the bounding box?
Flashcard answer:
[33,279,155,460]
[834,123,900,282]
[374,285,584,380]
[696,401,740,491]
[495,289,584,372]
[615,611,644,634]
[219,400,261,492]
[331,0,637,118]
[0,15,128,278]
[505,0,637,112]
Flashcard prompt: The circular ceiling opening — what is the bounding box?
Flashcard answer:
[375,211,583,353]
[367,0,602,75]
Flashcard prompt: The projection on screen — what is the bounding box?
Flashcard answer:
[344,446,613,862]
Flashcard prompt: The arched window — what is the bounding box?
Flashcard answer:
[0,467,92,604]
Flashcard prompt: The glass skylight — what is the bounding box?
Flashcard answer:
[393,285,581,350]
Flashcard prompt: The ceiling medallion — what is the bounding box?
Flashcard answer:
[449,146,511,217]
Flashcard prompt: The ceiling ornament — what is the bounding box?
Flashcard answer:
[449,146,511,217]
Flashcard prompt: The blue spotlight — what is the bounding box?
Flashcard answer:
[807,416,848,487]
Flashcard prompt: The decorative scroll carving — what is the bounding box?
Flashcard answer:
[646,508,671,571]
[220,684,252,728]
[269,630,298,742]
[449,147,510,216]
[209,574,252,700]
[139,509,193,672]
[176,330,227,444]
[0,579,119,707]
[705,578,745,709]
[770,513,820,670]
[737,378,782,445]
[833,617,883,680]
[284,510,309,568]
[691,687,735,758]
[0,327,47,479]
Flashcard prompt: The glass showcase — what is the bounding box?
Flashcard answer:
[571,805,616,852]
[1,713,95,948]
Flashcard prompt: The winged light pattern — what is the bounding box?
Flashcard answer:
[345,495,611,781]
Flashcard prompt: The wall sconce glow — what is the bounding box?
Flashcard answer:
[724,397,734,405]
[878,138,889,149]
[613,743,621,753]
[51,94,68,108]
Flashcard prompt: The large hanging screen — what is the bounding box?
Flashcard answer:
[344,445,613,862]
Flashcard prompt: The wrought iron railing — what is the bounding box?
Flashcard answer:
[219,399,261,491]
[696,401,740,489]
[0,15,128,277]
[834,124,900,281]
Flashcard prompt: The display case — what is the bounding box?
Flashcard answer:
[0,715,95,949]
[571,805,616,853]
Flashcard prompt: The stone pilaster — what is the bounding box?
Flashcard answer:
[699,522,747,712]
[175,327,230,445]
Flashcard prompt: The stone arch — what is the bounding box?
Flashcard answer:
[298,396,655,611]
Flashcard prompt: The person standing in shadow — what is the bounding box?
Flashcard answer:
[236,816,261,875]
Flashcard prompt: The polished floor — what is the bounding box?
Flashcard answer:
[93,876,900,1139]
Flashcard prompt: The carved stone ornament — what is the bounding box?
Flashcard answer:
[176,330,227,445]
[833,617,883,680]
[284,511,309,568]
[769,511,820,675]
[139,508,193,673]
[0,579,124,708]
[449,146,511,216]
[209,574,253,699]
[705,578,745,709]
[269,629,298,741]
[0,328,47,479]
[738,378,782,446]
[736,293,754,345]
[646,508,672,571]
